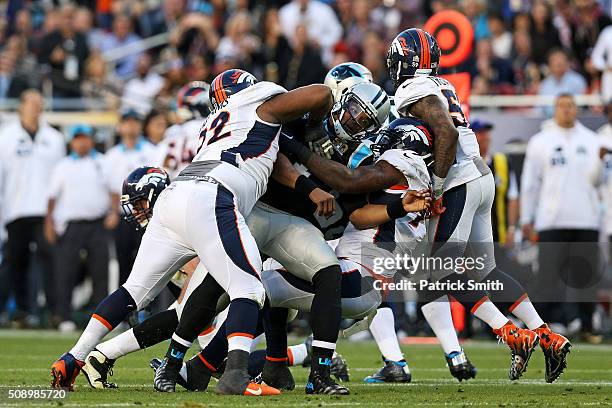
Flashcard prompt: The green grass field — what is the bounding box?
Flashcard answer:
[0,330,610,407]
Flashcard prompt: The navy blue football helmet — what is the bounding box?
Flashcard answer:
[121,166,170,229]
[372,118,434,169]
[209,69,258,112]
[386,28,440,89]
[177,81,211,120]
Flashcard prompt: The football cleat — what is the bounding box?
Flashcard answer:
[306,367,350,395]
[243,382,281,396]
[82,349,117,389]
[261,360,295,390]
[493,322,539,380]
[330,352,350,382]
[364,359,411,383]
[533,324,572,383]
[301,335,313,367]
[153,358,181,392]
[445,350,477,382]
[150,357,213,391]
[51,353,84,391]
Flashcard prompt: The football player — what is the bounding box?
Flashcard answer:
[155,81,211,179]
[51,69,334,396]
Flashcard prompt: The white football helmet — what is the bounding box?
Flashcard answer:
[324,62,374,102]
[329,82,390,152]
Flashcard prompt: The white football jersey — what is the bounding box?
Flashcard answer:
[335,149,429,278]
[155,119,204,179]
[394,75,483,191]
[191,81,286,214]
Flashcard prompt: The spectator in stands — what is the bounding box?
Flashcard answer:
[121,53,164,117]
[571,0,611,77]
[143,109,169,145]
[511,29,541,94]
[488,14,512,60]
[361,30,393,93]
[469,38,515,94]
[591,25,612,102]
[0,50,28,101]
[282,23,326,90]
[538,49,587,114]
[138,0,186,38]
[461,0,490,40]
[185,54,212,83]
[171,13,219,61]
[0,89,65,327]
[279,0,342,65]
[529,0,562,66]
[215,11,261,73]
[552,0,573,49]
[98,14,142,80]
[260,8,291,84]
[73,7,106,51]
[521,93,602,342]
[80,52,121,110]
[104,109,157,285]
[37,4,90,99]
[45,125,112,332]
[345,0,377,51]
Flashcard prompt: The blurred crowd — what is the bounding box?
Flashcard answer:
[1,0,611,113]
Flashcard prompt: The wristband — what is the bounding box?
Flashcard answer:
[386,196,408,220]
[432,174,446,199]
[294,175,318,197]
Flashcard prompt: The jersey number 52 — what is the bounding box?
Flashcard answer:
[197,111,231,153]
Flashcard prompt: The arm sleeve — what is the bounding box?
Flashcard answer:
[591,26,612,71]
[48,162,64,199]
[519,137,543,225]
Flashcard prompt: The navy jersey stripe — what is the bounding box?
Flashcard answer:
[227,120,279,161]
[215,184,260,279]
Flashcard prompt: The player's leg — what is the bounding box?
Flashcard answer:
[469,175,570,382]
[178,183,273,396]
[51,213,195,390]
[465,174,541,380]
[365,304,412,383]
[251,205,347,395]
[154,266,225,392]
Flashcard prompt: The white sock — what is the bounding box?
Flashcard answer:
[471,297,508,330]
[509,295,545,330]
[96,328,141,360]
[369,307,404,362]
[227,334,253,352]
[421,297,461,355]
[69,317,112,361]
[287,343,308,366]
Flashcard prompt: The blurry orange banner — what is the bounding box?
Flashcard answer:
[441,72,471,121]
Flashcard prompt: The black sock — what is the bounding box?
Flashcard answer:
[486,267,527,304]
[311,346,334,372]
[165,337,189,365]
[310,265,342,352]
[133,309,178,349]
[174,274,225,343]
[263,307,289,361]
[93,286,137,330]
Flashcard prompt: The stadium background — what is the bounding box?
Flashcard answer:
[0,0,611,349]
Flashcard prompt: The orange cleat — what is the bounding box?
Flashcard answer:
[243,382,281,396]
[493,322,539,380]
[51,353,85,391]
[533,324,571,383]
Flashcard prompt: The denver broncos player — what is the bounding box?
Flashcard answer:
[155,81,210,179]
[51,69,334,396]
[385,28,570,383]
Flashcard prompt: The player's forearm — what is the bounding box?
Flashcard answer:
[46,198,56,219]
[349,204,391,230]
[271,153,300,188]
